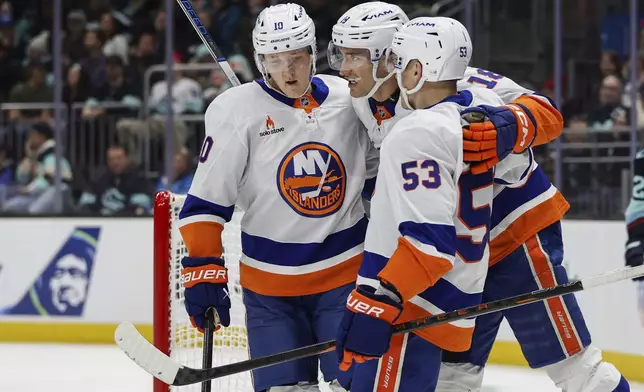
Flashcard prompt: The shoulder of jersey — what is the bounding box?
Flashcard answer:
[351,96,369,109]
[383,108,457,150]
[315,74,352,106]
[203,82,264,131]
[208,81,262,111]
[466,86,504,106]
[461,66,478,80]
[350,96,370,118]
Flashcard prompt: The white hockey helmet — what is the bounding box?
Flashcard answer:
[252,3,317,86]
[328,1,408,98]
[388,16,472,107]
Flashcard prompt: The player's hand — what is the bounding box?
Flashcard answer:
[336,285,403,371]
[625,239,644,281]
[461,103,537,174]
[181,256,231,331]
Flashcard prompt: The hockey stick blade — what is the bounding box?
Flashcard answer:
[116,264,644,386]
[115,322,182,385]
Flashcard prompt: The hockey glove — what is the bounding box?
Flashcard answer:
[625,239,644,281]
[461,103,537,174]
[336,285,403,371]
[181,256,231,331]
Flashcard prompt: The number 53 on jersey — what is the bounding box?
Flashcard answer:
[400,160,494,264]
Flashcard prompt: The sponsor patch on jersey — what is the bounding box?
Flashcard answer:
[260,115,285,137]
[277,142,346,217]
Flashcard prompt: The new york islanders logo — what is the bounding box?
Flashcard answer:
[277,142,346,217]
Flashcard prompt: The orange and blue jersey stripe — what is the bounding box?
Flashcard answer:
[239,217,367,296]
[361,221,481,351]
[489,166,569,265]
[178,194,235,258]
[179,194,368,296]
[359,251,481,352]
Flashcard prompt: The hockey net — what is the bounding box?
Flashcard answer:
[153,191,253,392]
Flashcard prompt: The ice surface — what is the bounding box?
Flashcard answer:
[0,343,641,392]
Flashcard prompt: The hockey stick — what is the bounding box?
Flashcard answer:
[176,0,241,87]
[201,308,216,392]
[115,264,644,386]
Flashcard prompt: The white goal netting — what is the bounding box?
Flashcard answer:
[154,191,252,392]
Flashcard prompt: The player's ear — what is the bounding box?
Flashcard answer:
[411,59,421,77]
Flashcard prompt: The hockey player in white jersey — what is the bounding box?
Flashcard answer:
[329,2,630,392]
[176,4,378,392]
[334,16,534,392]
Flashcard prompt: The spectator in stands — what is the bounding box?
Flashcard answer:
[0,144,14,206]
[209,0,243,56]
[0,2,21,101]
[78,144,152,216]
[82,54,141,119]
[156,147,194,195]
[83,0,112,22]
[0,144,13,186]
[202,67,234,103]
[116,53,202,165]
[79,29,107,91]
[7,62,53,131]
[600,50,621,78]
[63,63,91,104]
[621,56,644,109]
[128,30,158,88]
[24,29,51,68]
[62,10,88,66]
[229,53,254,82]
[152,9,167,61]
[2,123,72,214]
[99,9,128,64]
[304,0,336,50]
[587,74,629,131]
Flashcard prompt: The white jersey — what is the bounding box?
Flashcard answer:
[354,66,568,266]
[179,75,379,297]
[460,67,569,264]
[358,88,532,352]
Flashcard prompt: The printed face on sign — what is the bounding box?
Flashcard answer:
[277,142,346,217]
[49,254,90,312]
[2,228,99,317]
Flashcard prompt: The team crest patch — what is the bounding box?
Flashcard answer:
[277,142,346,217]
[375,105,393,125]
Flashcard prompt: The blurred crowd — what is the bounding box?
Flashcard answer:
[0,0,356,216]
[528,48,641,216]
[0,0,639,218]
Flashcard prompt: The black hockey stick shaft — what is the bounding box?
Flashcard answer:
[201,308,216,392]
[176,0,241,87]
[189,280,583,383]
[172,265,644,385]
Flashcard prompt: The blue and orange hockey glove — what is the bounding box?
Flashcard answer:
[461,103,537,174]
[181,256,231,332]
[336,285,403,371]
